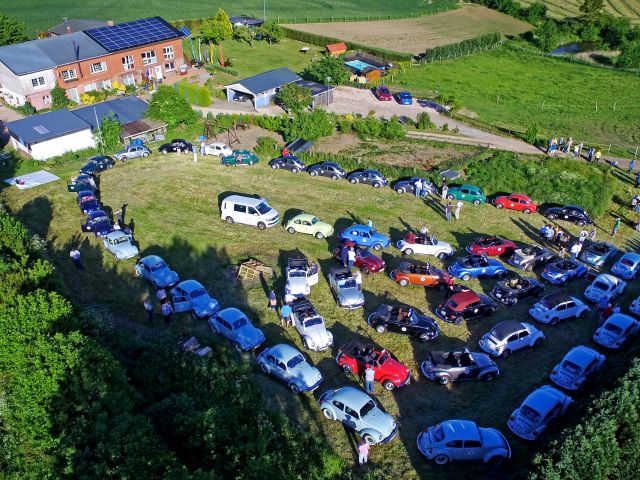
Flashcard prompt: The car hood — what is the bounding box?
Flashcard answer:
[292,362,323,386]
[612,262,634,276]
[510,409,539,435]
[362,407,396,436]
[193,296,220,316]
[360,254,385,269]
[479,427,509,450]
[581,251,604,264]
[235,324,265,347]
[154,269,179,286]
[315,221,333,233]
[338,286,365,306]
[414,315,439,334]
[302,322,332,346]
[287,276,310,295]
[593,327,622,347]
[584,285,607,300]
[511,251,533,263]
[381,357,410,378]
[113,241,139,258]
[474,353,496,368]
[543,265,568,278]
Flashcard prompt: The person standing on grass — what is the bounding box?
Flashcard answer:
[364,364,375,394]
[115,209,124,228]
[340,244,349,268]
[570,243,582,260]
[441,183,449,201]
[156,287,167,303]
[579,228,588,244]
[636,172,640,188]
[612,217,621,236]
[454,200,463,220]
[414,178,422,198]
[545,226,555,243]
[200,140,206,156]
[347,247,356,271]
[144,297,154,322]
[268,290,277,312]
[595,149,602,163]
[69,249,82,270]
[358,439,370,465]
[161,301,173,325]
[539,224,548,242]
[280,303,292,328]
[354,269,363,291]
[445,201,453,222]
[629,159,636,173]
[566,137,573,154]
[192,144,198,163]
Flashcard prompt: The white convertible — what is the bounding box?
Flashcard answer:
[396,233,454,259]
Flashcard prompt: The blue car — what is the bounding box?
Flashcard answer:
[448,254,508,281]
[339,224,390,251]
[579,241,617,267]
[134,255,180,288]
[611,252,640,280]
[77,190,101,214]
[171,280,220,319]
[257,344,323,393]
[541,258,588,285]
[208,307,266,351]
[81,209,113,237]
[79,155,115,175]
[396,91,413,105]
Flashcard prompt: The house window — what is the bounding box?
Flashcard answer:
[68,88,79,103]
[83,83,97,92]
[42,95,51,104]
[100,79,112,90]
[122,55,134,70]
[61,69,77,81]
[164,61,175,72]
[141,50,157,66]
[89,61,107,74]
[31,77,45,87]
[163,46,174,59]
[123,73,136,86]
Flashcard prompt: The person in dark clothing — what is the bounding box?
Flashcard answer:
[144,297,154,322]
[161,302,173,324]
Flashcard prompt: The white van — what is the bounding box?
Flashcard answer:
[220,195,279,230]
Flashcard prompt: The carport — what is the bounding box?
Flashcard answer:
[226,67,301,109]
[294,79,334,108]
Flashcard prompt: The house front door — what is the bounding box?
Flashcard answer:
[155,65,163,80]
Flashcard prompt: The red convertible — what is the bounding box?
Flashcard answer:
[493,193,537,214]
[466,236,516,256]
[336,341,411,390]
[333,240,386,274]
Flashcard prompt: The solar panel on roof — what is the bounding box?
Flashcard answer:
[85,17,181,53]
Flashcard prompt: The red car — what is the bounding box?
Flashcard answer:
[493,193,537,214]
[375,85,393,101]
[333,240,386,274]
[466,236,516,256]
[390,261,451,289]
[336,341,411,390]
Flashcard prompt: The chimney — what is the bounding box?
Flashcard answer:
[66,26,72,34]
[107,19,114,27]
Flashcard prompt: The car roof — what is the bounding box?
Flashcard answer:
[223,195,265,206]
[565,346,599,366]
[449,290,481,310]
[510,193,530,199]
[320,161,340,167]
[293,213,316,221]
[524,386,565,416]
[208,141,229,147]
[489,320,524,340]
[177,279,205,291]
[233,149,251,154]
[460,184,480,190]
[141,254,164,265]
[363,169,382,174]
[89,209,108,218]
[439,420,481,441]
[542,292,574,305]
[106,230,128,240]
[620,252,640,262]
[594,274,618,284]
[605,313,636,329]
[268,343,301,361]
[333,386,372,409]
[217,307,246,321]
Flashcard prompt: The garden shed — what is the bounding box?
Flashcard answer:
[326,42,347,57]
[226,68,301,108]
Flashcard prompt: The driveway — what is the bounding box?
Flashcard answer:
[0,104,24,123]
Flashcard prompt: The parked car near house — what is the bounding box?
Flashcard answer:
[171,280,220,319]
[77,190,101,214]
[447,184,487,204]
[448,254,508,281]
[550,346,605,391]
[204,141,233,158]
[339,224,390,251]
[257,344,323,393]
[347,169,389,188]
[420,348,500,385]
[508,386,573,441]
[81,209,113,237]
[367,303,440,342]
[544,205,592,226]
[435,290,497,325]
[479,320,544,357]
[579,241,617,267]
[396,91,413,105]
[102,230,138,260]
[493,193,537,214]
[158,138,192,154]
[393,177,437,196]
[507,244,556,271]
[336,341,411,390]
[466,236,516,256]
[208,307,265,352]
[396,232,454,259]
[284,213,333,238]
[375,85,393,101]
[79,155,115,174]
[611,252,640,280]
[529,293,590,325]
[390,261,451,289]
[114,145,150,161]
[221,150,259,166]
[583,274,626,303]
[541,258,588,285]
[318,386,398,444]
[592,313,640,349]
[290,297,333,352]
[490,274,544,306]
[333,240,386,274]
[328,268,365,309]
[307,161,346,180]
[269,155,306,172]
[134,255,179,288]
[417,420,511,465]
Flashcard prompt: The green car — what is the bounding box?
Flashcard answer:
[221,150,259,166]
[284,213,334,239]
[447,184,487,204]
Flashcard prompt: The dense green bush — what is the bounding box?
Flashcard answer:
[422,32,502,62]
[415,112,436,130]
[147,85,199,127]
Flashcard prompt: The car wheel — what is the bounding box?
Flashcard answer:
[419,333,432,342]
[485,308,495,317]
[399,278,409,287]
[461,273,471,281]
[437,252,448,260]
[349,178,358,184]
[481,373,495,382]
[473,199,481,205]
[495,203,504,209]
[219,154,225,160]
[271,163,279,169]
[315,231,324,239]
[434,454,450,465]
[373,244,382,251]
[511,298,518,305]
[360,266,370,275]
[342,364,352,374]
[331,174,339,180]
[376,324,387,334]
[524,263,533,271]
[248,161,254,166]
[257,222,266,230]
[363,434,376,445]
[289,383,301,394]
[550,317,559,326]
[501,349,511,358]
[454,316,464,325]
[383,380,395,391]
[373,182,381,188]
[438,375,451,385]
[534,338,543,347]
[135,267,143,277]
[161,150,167,155]
[259,362,269,374]
[404,248,414,256]
[291,167,298,173]
[226,216,234,224]
[287,227,296,234]
[322,408,335,420]
[488,456,505,466]
[577,220,586,226]
[547,213,557,220]
[234,342,244,352]
[309,170,318,176]
[396,187,405,194]
[523,208,531,214]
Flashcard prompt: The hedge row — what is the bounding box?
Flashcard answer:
[421,32,502,63]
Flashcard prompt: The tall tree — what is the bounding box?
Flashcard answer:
[0,12,27,46]
[50,83,70,109]
[275,83,312,113]
[213,8,233,40]
[232,25,253,47]
[200,19,226,45]
[617,40,640,69]
[302,56,350,85]
[579,0,605,24]
[257,21,284,44]
[146,85,199,128]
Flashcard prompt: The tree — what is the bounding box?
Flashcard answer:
[275,83,312,113]
[200,19,226,45]
[232,25,253,47]
[535,19,560,52]
[285,109,334,141]
[599,14,632,49]
[617,40,640,69]
[524,1,548,25]
[257,21,284,44]
[579,0,605,24]
[50,83,70,109]
[302,56,350,85]
[0,12,27,47]
[96,114,122,151]
[213,8,233,39]
[146,85,199,128]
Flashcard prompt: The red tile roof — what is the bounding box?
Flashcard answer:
[326,42,347,52]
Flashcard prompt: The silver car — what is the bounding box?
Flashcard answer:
[328,268,364,309]
[479,320,544,358]
[115,144,151,161]
[592,313,640,349]
[508,385,573,440]
[257,344,323,393]
[529,292,590,325]
[290,297,333,351]
[417,419,511,465]
[318,386,397,445]
[102,230,138,260]
[285,257,319,297]
[550,346,605,390]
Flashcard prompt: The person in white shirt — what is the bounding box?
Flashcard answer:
[354,270,363,291]
[347,247,357,270]
[570,243,582,259]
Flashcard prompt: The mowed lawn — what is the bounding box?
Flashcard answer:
[286,5,532,54]
[518,0,640,23]
[3,143,640,479]
[393,47,640,151]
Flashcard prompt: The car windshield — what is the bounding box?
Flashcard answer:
[93,215,108,223]
[289,271,305,278]
[190,288,207,299]
[539,297,555,310]
[603,323,623,334]
[303,317,323,328]
[621,258,635,267]
[341,279,357,288]
[593,281,609,291]
[256,202,271,215]
[360,400,376,418]
[432,424,445,442]
[151,261,168,271]
[376,352,389,365]
[233,317,249,329]
[311,217,319,225]
[561,360,582,375]
[287,355,305,369]
[114,236,129,245]
[520,404,542,423]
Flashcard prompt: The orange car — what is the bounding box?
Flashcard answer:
[390,262,451,289]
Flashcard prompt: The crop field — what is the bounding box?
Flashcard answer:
[286,5,532,54]
[392,46,640,153]
[518,0,640,23]
[3,0,456,37]
[2,132,640,478]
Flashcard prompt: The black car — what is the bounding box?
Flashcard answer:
[544,205,592,226]
[367,304,440,342]
[158,139,193,154]
[79,156,115,175]
[268,155,306,173]
[507,243,556,271]
[307,161,346,180]
[393,177,437,196]
[420,348,500,385]
[490,274,544,305]
[435,290,497,325]
[347,169,389,188]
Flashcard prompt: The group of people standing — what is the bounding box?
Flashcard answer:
[539,224,597,259]
[439,179,463,222]
[144,287,174,325]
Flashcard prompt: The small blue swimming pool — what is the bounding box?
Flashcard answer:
[345,60,375,71]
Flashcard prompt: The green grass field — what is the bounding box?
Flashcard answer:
[2,132,640,479]
[393,46,640,153]
[518,0,640,23]
[4,0,455,36]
